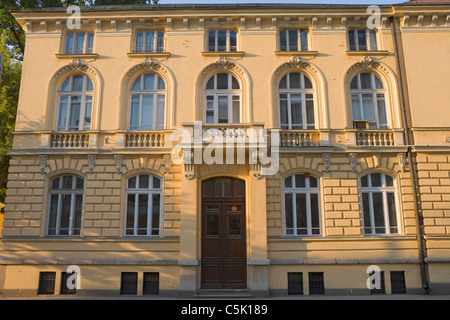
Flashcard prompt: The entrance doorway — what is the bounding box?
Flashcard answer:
[201,177,247,289]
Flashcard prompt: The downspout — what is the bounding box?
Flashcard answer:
[390,16,429,293]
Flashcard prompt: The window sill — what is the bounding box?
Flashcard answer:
[55,53,99,59]
[345,50,389,57]
[127,52,171,58]
[274,50,318,57]
[201,51,245,58]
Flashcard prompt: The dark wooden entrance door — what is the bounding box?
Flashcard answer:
[201,178,246,289]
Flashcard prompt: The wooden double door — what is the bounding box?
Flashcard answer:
[201,177,247,289]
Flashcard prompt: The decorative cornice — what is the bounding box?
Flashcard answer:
[201,56,245,76]
[347,56,389,74]
[126,57,162,77]
[274,56,317,75]
[54,58,97,79]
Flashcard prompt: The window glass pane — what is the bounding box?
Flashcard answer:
[138,194,149,235]
[377,96,387,127]
[58,97,68,130]
[126,194,136,235]
[362,193,372,234]
[48,194,59,235]
[351,94,362,121]
[87,33,94,53]
[141,95,154,130]
[60,78,71,92]
[232,96,240,123]
[288,30,298,51]
[289,73,301,89]
[387,192,398,233]
[372,192,385,233]
[206,110,214,124]
[59,194,71,235]
[51,177,61,189]
[152,176,161,189]
[229,30,237,51]
[310,193,320,233]
[128,176,137,189]
[284,176,293,188]
[206,77,215,90]
[280,30,287,51]
[208,30,215,51]
[385,175,394,187]
[304,75,312,89]
[296,193,307,233]
[310,176,318,188]
[130,95,140,130]
[290,94,302,127]
[158,76,165,90]
[70,99,81,129]
[145,31,154,52]
[285,193,293,231]
[350,76,358,89]
[231,76,239,89]
[279,75,287,89]
[215,178,232,197]
[348,30,356,51]
[76,177,84,189]
[143,74,155,90]
[73,194,83,235]
[371,173,382,187]
[62,175,73,189]
[203,180,212,197]
[217,73,228,89]
[217,30,227,51]
[357,29,367,50]
[375,76,383,89]
[279,96,288,128]
[306,99,315,129]
[360,73,372,89]
[369,29,377,50]
[135,31,144,52]
[235,179,245,196]
[300,30,308,51]
[72,75,84,91]
[65,32,74,53]
[361,175,369,187]
[139,175,150,189]
[156,95,165,130]
[156,31,164,52]
[295,174,306,188]
[362,94,375,121]
[75,32,85,54]
[86,78,93,91]
[84,98,92,129]
[218,96,229,123]
[131,76,141,91]
[228,215,242,236]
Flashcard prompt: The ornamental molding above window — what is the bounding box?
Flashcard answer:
[274,56,317,76]
[126,57,163,77]
[201,56,245,76]
[347,56,389,75]
[54,58,97,79]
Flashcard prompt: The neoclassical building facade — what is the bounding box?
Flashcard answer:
[1,1,450,297]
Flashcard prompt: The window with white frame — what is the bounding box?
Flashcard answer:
[208,29,237,52]
[57,74,93,131]
[360,172,399,235]
[135,30,165,53]
[348,29,377,51]
[129,73,165,130]
[47,175,84,236]
[205,72,241,124]
[279,29,309,51]
[350,72,388,129]
[283,173,321,236]
[125,174,162,237]
[64,31,94,54]
[279,72,315,129]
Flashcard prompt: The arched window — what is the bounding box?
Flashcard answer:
[360,172,399,235]
[283,173,321,236]
[129,73,165,130]
[279,72,315,129]
[350,72,388,129]
[47,175,84,236]
[125,174,162,237]
[204,72,241,124]
[57,74,93,131]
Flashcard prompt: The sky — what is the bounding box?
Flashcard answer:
[160,0,406,4]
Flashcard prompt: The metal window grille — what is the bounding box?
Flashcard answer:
[143,272,159,295]
[38,272,56,295]
[390,271,406,294]
[287,272,303,295]
[370,271,386,295]
[60,272,76,295]
[308,272,325,295]
[120,272,138,295]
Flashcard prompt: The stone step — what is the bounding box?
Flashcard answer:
[194,289,254,299]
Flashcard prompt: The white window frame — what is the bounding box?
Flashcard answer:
[207,29,238,52]
[134,30,165,53]
[56,74,93,131]
[279,29,309,51]
[348,28,378,51]
[283,173,321,237]
[129,73,166,130]
[204,73,241,124]
[64,31,94,54]
[350,72,389,129]
[360,173,400,236]
[124,174,162,237]
[46,175,84,237]
[278,72,316,130]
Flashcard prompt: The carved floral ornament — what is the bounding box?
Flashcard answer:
[201,57,245,76]
[274,56,316,75]
[55,58,97,79]
[347,56,389,75]
[126,57,163,77]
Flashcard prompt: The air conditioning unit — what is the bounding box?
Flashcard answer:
[353,120,369,129]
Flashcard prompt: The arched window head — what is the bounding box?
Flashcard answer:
[278,72,316,129]
[125,174,162,237]
[350,72,388,129]
[57,74,93,131]
[47,175,84,236]
[360,172,399,235]
[204,72,241,124]
[283,173,321,236]
[129,73,166,130]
